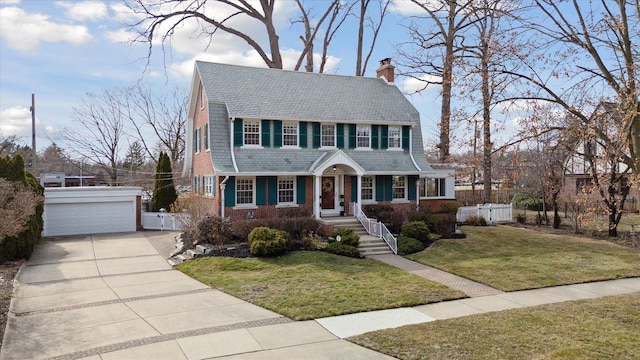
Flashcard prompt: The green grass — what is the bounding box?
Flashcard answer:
[407,225,640,291]
[177,251,465,320]
[349,294,640,360]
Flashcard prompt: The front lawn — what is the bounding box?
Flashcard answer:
[407,225,640,291]
[350,294,640,359]
[177,251,465,320]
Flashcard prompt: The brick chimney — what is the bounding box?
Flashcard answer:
[376,58,394,83]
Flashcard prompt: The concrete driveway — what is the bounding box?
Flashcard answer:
[0,232,392,360]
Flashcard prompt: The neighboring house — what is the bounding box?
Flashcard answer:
[562,102,638,210]
[183,59,455,220]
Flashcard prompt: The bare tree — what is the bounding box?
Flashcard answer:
[398,0,480,162]
[355,0,391,76]
[123,85,187,165]
[61,90,128,185]
[502,0,639,189]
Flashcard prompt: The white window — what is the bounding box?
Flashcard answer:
[199,83,205,109]
[236,177,254,205]
[388,126,401,149]
[362,176,374,201]
[194,128,201,153]
[283,122,298,147]
[278,177,295,204]
[392,175,406,200]
[204,124,209,150]
[421,178,446,198]
[356,125,370,148]
[204,175,215,196]
[321,124,335,147]
[244,120,260,146]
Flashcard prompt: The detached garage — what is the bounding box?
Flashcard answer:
[43,187,142,237]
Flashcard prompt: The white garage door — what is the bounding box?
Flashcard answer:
[44,201,135,237]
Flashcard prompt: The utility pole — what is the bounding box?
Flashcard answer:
[30,93,37,175]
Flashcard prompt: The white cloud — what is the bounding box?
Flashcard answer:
[0,106,31,138]
[105,28,137,43]
[55,1,107,21]
[110,2,144,23]
[389,0,431,16]
[0,0,21,5]
[0,6,92,51]
[401,74,442,94]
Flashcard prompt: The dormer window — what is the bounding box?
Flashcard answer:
[244,120,260,146]
[321,124,335,147]
[356,125,370,148]
[388,126,401,149]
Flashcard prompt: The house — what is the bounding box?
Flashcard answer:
[562,102,638,211]
[183,59,455,221]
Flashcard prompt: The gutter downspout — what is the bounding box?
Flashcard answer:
[228,111,239,173]
[408,127,422,210]
[219,176,229,219]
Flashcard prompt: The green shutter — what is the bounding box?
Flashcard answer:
[381,125,388,150]
[273,120,282,148]
[193,129,197,152]
[268,176,278,205]
[337,123,345,149]
[402,126,410,150]
[256,176,266,205]
[312,122,321,148]
[233,119,243,147]
[385,175,393,201]
[296,176,306,204]
[348,124,356,149]
[204,124,209,149]
[351,176,357,203]
[375,175,384,201]
[261,120,271,147]
[408,175,418,200]
[371,125,379,149]
[299,122,308,148]
[225,177,236,206]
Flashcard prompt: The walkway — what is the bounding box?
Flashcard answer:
[369,254,504,297]
[1,232,639,359]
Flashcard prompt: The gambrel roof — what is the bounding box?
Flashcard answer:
[195,61,420,125]
[185,61,434,177]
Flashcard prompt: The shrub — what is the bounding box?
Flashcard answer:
[323,242,361,258]
[196,215,233,246]
[331,228,360,247]
[362,204,404,234]
[422,213,444,235]
[464,216,488,226]
[151,151,178,212]
[397,236,424,255]
[516,213,526,224]
[401,221,430,245]
[248,227,291,257]
[233,217,320,241]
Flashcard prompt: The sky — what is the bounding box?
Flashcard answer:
[0,0,450,155]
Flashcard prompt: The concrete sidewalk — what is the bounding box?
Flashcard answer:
[1,232,639,359]
[1,232,391,360]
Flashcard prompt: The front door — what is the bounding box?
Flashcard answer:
[321,176,335,210]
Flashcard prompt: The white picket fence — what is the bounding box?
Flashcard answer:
[141,212,188,231]
[457,203,513,224]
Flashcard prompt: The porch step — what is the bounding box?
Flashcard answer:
[320,216,393,256]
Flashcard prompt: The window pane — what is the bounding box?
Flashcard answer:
[393,175,405,199]
[278,178,294,203]
[362,176,373,200]
[283,123,298,146]
[356,126,370,148]
[321,124,335,147]
[388,127,401,148]
[426,178,436,197]
[244,121,260,145]
[237,178,253,204]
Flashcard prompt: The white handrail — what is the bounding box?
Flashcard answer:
[350,202,397,254]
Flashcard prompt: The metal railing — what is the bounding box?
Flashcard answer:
[457,203,513,224]
[350,202,397,254]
